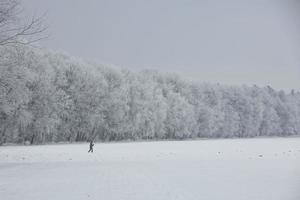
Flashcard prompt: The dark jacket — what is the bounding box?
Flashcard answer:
[89,142,94,149]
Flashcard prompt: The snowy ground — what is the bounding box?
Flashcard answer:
[0,138,300,200]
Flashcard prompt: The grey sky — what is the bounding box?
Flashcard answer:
[24,0,300,91]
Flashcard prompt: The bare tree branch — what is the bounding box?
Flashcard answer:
[0,0,47,46]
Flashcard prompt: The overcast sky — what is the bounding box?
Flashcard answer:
[24,0,300,91]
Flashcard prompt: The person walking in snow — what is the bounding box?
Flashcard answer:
[88,141,94,153]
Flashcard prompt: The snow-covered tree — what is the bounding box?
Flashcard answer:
[0,44,300,144]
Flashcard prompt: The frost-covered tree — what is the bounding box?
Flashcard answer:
[164,92,196,139]
[0,44,300,144]
[0,45,34,144]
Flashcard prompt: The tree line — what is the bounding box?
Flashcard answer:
[0,45,300,145]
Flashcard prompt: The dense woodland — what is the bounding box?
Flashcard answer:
[0,45,300,144]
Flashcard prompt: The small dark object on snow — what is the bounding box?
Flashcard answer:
[88,141,94,153]
[258,155,263,157]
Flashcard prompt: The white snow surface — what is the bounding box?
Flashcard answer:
[0,137,300,200]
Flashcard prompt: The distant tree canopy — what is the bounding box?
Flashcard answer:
[0,0,46,46]
[0,45,300,145]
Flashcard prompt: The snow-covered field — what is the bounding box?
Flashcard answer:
[0,138,300,200]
